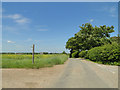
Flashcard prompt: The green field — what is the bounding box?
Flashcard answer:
[2,54,68,69]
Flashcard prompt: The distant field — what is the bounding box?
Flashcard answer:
[2,54,68,69]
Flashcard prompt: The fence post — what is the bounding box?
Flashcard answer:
[32,44,35,64]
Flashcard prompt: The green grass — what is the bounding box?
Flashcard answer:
[85,58,120,66]
[2,54,68,69]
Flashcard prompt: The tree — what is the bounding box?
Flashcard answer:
[62,51,67,54]
[65,37,79,57]
[66,23,115,57]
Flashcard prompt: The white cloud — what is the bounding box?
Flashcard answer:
[37,29,48,31]
[5,14,21,19]
[4,14,30,24]
[7,40,15,43]
[15,18,30,24]
[90,19,93,22]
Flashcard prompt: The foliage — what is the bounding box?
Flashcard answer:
[66,37,79,50]
[62,51,67,54]
[2,54,68,68]
[110,35,120,44]
[87,43,120,64]
[43,52,49,54]
[79,50,87,58]
[66,23,114,57]
[72,51,79,58]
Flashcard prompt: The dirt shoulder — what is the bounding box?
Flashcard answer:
[2,60,69,88]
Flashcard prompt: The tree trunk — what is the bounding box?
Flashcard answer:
[70,49,73,58]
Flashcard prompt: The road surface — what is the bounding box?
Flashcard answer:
[2,58,118,88]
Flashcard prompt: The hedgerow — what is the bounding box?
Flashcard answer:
[79,50,87,58]
[87,42,120,64]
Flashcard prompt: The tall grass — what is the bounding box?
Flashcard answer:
[2,54,68,69]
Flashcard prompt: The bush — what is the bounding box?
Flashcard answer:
[79,50,87,58]
[62,51,67,54]
[43,52,49,54]
[72,51,79,58]
[87,42,120,64]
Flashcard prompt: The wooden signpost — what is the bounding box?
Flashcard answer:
[32,44,35,64]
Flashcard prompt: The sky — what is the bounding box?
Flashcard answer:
[2,2,118,53]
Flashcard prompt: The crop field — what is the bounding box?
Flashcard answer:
[2,54,68,69]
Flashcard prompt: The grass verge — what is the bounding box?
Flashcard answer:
[2,54,68,69]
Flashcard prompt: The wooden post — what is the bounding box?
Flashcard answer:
[32,44,35,64]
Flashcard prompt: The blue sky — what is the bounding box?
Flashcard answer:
[2,2,118,53]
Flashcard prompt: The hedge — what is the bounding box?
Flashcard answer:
[79,50,87,58]
[87,42,120,63]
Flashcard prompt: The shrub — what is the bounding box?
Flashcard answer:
[72,51,79,58]
[62,51,67,54]
[79,50,87,58]
[87,42,120,64]
[43,52,49,54]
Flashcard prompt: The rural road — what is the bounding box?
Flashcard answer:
[2,58,118,88]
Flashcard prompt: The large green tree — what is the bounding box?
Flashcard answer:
[66,23,115,57]
[66,37,78,57]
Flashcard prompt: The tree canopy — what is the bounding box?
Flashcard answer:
[66,23,115,52]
